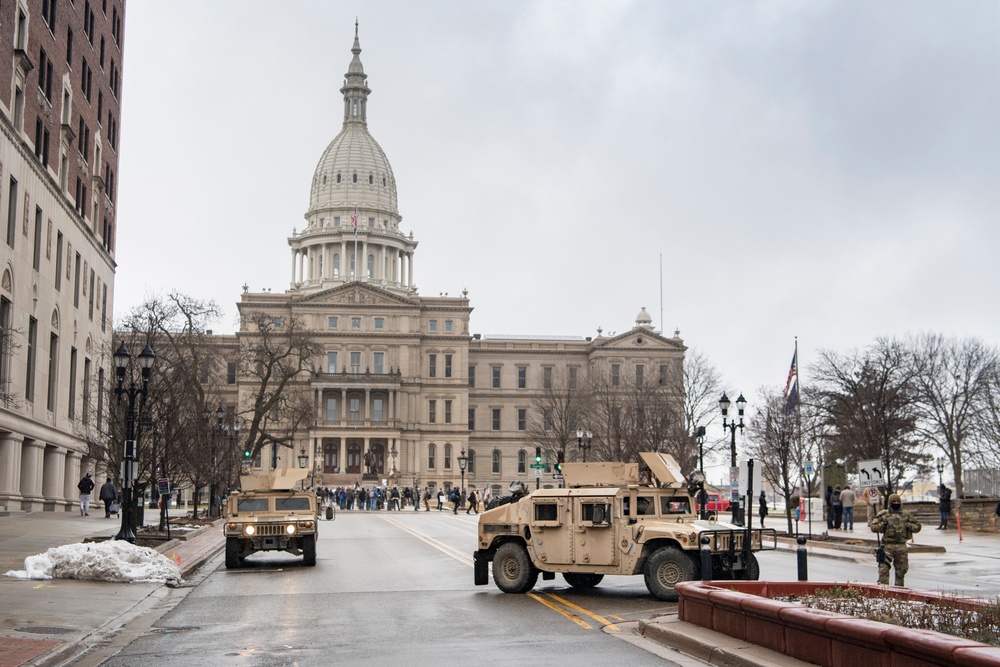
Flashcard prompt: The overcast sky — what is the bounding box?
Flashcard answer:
[115,2,999,432]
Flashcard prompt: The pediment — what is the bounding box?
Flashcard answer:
[296,282,419,308]
[592,327,686,351]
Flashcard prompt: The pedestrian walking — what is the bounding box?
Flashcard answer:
[466,489,478,514]
[99,478,117,518]
[437,489,444,511]
[825,485,834,529]
[451,487,460,514]
[77,473,95,516]
[423,487,431,511]
[758,490,767,528]
[937,484,952,529]
[865,486,882,522]
[870,493,922,586]
[840,485,856,531]
[832,485,844,529]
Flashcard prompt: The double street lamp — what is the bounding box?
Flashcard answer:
[720,392,747,526]
[936,457,945,486]
[458,448,468,509]
[113,342,156,543]
[576,429,593,462]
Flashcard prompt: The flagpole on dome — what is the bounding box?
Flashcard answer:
[352,203,359,282]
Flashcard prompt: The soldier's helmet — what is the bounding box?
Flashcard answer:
[888,493,901,504]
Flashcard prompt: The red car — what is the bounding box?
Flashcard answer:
[695,492,732,514]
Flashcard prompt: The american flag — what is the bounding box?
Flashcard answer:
[783,349,797,398]
[351,208,357,233]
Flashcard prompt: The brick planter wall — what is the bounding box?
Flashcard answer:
[675,581,1000,666]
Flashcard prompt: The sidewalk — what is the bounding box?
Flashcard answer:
[0,510,225,667]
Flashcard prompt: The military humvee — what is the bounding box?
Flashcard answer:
[473,452,775,600]
[223,469,319,568]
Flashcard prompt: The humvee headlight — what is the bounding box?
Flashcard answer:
[244,525,256,536]
[226,523,237,531]
[285,524,296,535]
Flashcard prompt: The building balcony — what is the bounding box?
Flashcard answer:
[312,369,402,387]
[315,417,401,431]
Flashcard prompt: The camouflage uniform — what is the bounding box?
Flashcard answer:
[870,505,921,586]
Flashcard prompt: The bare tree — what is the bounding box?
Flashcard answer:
[744,386,802,534]
[526,368,590,468]
[809,338,919,495]
[237,311,322,468]
[907,333,997,504]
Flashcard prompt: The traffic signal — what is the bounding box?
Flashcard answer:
[556,451,564,472]
[243,445,252,459]
[535,447,542,464]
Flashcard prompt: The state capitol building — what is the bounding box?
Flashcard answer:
[218,27,687,498]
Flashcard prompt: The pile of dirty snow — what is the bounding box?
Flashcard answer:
[4,541,182,585]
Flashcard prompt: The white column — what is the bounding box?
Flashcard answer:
[291,250,297,284]
[42,446,66,501]
[0,433,24,506]
[64,450,82,504]
[407,253,414,287]
[19,439,45,503]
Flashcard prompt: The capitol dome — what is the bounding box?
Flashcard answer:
[306,25,399,223]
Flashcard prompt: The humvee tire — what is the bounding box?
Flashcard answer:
[563,572,604,590]
[644,546,694,601]
[493,542,538,594]
[225,537,241,569]
[745,552,759,580]
[302,535,317,566]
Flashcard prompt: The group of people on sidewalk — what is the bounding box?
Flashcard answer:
[76,473,120,518]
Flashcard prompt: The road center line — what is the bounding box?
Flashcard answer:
[544,593,621,632]
[527,593,592,630]
[379,515,473,566]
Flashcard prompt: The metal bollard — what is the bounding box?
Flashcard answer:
[701,535,713,581]
[797,536,808,581]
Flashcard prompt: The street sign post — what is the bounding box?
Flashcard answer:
[858,459,886,488]
[529,463,546,469]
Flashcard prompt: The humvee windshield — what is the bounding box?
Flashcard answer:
[661,497,691,514]
[636,496,656,516]
[238,498,269,512]
[276,497,311,511]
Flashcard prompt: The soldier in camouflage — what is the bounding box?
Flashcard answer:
[869,493,921,586]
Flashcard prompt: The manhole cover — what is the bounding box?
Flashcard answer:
[16,626,74,634]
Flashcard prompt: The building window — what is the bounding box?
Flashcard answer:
[635,364,644,386]
[467,450,476,474]
[445,320,453,333]
[272,317,283,328]
[327,352,338,373]
[328,316,338,329]
[468,407,475,431]
[491,366,501,388]
[55,232,63,290]
[517,408,526,431]
[543,409,553,431]
[543,367,553,389]
[97,368,104,426]
[493,450,501,474]
[429,399,436,423]
[82,357,91,424]
[326,397,337,420]
[428,443,436,469]
[26,318,37,402]
[350,351,361,373]
[373,398,383,422]
[373,352,383,374]
[47,333,59,411]
[444,399,452,424]
[351,317,361,329]
[0,298,11,388]
[492,408,501,431]
[445,354,452,378]
[611,363,620,387]
[444,444,452,470]
[68,347,77,419]
[349,398,360,422]
[7,177,18,249]
[374,317,384,330]
[73,254,81,308]
[659,364,668,386]
[517,366,526,389]
[429,320,437,333]
[32,207,42,271]
[518,450,526,473]
[468,365,475,387]
[88,269,95,320]
[569,367,578,389]
[428,354,436,378]
[227,362,237,384]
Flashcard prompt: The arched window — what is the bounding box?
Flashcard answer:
[368,174,373,185]
[492,450,502,474]
[333,253,340,278]
[467,449,476,474]
[367,254,374,279]
[353,172,358,183]
[444,443,452,470]
[428,443,436,469]
[337,173,341,184]
[323,174,327,185]
[518,450,526,473]
[350,252,356,276]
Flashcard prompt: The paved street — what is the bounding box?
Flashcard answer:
[0,508,998,666]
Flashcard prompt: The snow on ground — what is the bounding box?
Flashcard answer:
[4,541,182,585]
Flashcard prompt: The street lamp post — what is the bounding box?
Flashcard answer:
[458,448,468,509]
[298,446,309,489]
[576,429,593,462]
[112,342,155,543]
[694,425,708,520]
[720,392,747,526]
[936,457,945,486]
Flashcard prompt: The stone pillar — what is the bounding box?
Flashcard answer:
[41,445,65,500]
[407,252,414,288]
[0,432,24,509]
[290,249,297,285]
[64,450,82,507]
[19,439,45,510]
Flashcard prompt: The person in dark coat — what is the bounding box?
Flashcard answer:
[825,485,834,529]
[937,484,952,529]
[832,485,844,530]
[99,478,117,518]
[758,490,768,527]
[77,473,95,516]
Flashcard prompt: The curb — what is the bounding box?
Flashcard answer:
[637,615,811,667]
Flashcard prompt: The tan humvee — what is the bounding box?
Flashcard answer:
[223,469,319,568]
[473,452,775,600]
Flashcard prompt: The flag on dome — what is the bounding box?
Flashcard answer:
[783,349,797,398]
[351,207,358,233]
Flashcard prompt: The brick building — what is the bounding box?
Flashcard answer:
[0,0,125,511]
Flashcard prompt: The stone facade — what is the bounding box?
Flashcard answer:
[0,0,125,512]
